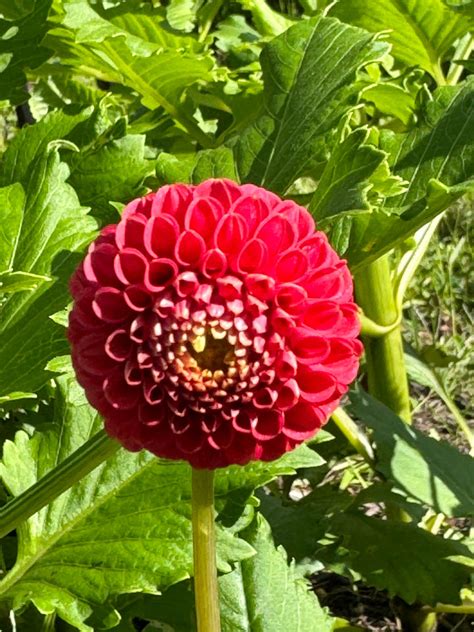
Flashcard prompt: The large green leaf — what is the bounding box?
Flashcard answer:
[349,388,474,517]
[0,0,52,104]
[234,514,334,631]
[46,1,215,141]
[0,148,97,398]
[330,0,470,81]
[114,515,334,631]
[0,375,323,630]
[342,79,474,267]
[234,15,389,194]
[328,511,473,605]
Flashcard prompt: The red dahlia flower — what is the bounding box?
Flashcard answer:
[68,179,362,468]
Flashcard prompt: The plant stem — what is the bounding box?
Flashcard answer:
[192,468,221,632]
[355,256,438,632]
[331,407,374,464]
[354,254,411,422]
[0,430,120,539]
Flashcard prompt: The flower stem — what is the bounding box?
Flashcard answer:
[354,254,411,422]
[192,467,221,632]
[0,430,120,539]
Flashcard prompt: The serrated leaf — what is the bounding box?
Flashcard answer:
[330,0,470,81]
[235,514,334,631]
[234,16,389,194]
[156,147,237,184]
[309,128,404,222]
[0,146,97,398]
[115,515,334,631]
[0,0,52,104]
[46,1,214,140]
[342,79,474,268]
[0,376,322,630]
[259,486,353,562]
[328,511,472,605]
[349,388,474,517]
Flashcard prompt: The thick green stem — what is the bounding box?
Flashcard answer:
[192,468,221,632]
[354,254,411,422]
[0,430,120,539]
[355,256,438,632]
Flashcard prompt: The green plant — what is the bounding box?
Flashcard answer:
[0,1,472,631]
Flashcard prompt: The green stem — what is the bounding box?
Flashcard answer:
[355,257,439,632]
[0,430,120,539]
[355,254,411,422]
[331,407,374,464]
[192,468,221,632]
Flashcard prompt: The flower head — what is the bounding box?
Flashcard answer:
[68,179,362,468]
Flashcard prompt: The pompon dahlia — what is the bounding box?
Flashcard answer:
[68,179,363,468]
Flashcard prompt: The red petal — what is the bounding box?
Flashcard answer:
[237,238,268,274]
[275,249,308,283]
[114,248,148,285]
[214,213,248,254]
[92,287,129,323]
[283,401,324,440]
[115,215,147,250]
[145,258,177,291]
[185,197,223,242]
[144,214,179,258]
[175,230,205,266]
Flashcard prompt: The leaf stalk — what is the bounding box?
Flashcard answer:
[0,430,120,539]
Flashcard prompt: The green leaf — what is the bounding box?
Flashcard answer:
[0,270,51,294]
[0,147,97,398]
[156,147,237,184]
[330,0,470,81]
[67,132,155,223]
[166,0,200,33]
[362,81,418,126]
[0,0,52,104]
[0,108,91,188]
[234,514,334,631]
[343,79,474,268]
[0,375,322,630]
[0,183,25,272]
[236,0,295,37]
[46,1,215,142]
[349,388,474,517]
[309,127,405,221]
[328,511,473,605]
[234,16,389,194]
[0,0,35,20]
[115,515,334,631]
[259,486,353,562]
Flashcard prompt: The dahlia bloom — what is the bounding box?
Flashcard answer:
[68,179,362,468]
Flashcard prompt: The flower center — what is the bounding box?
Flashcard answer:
[188,334,234,372]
